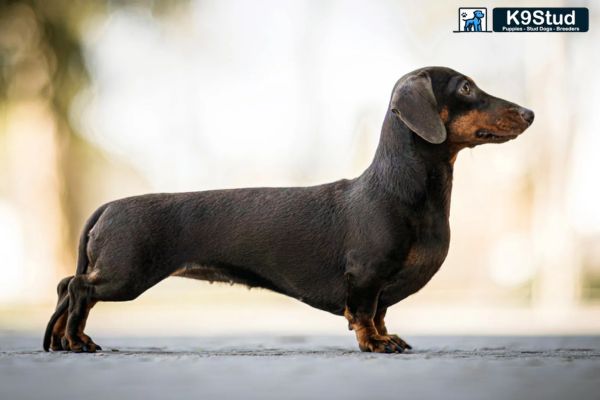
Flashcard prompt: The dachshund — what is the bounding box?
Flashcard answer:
[44,66,534,353]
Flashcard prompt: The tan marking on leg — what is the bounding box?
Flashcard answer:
[374,308,388,336]
[77,301,100,352]
[77,301,97,335]
[66,276,100,353]
[345,307,402,353]
[373,308,412,351]
[87,270,101,283]
[50,312,67,351]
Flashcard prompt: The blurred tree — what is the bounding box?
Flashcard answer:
[0,0,182,280]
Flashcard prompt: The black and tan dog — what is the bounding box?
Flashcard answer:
[44,66,533,353]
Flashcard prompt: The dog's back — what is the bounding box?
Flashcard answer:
[87,181,354,312]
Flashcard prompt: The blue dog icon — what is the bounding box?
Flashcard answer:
[463,10,485,31]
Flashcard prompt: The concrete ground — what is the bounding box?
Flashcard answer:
[1,334,599,400]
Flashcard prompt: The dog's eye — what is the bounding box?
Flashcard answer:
[461,82,471,95]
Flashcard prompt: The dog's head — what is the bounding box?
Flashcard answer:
[473,10,485,18]
[390,67,534,149]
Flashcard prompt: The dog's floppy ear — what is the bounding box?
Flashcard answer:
[390,73,447,144]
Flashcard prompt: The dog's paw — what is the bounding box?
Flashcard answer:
[358,334,407,353]
[64,335,101,353]
[384,334,412,351]
[69,341,99,353]
[49,335,66,351]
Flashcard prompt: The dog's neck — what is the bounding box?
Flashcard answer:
[359,111,454,212]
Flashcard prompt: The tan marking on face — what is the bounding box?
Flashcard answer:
[449,153,458,165]
[448,110,497,141]
[439,106,449,123]
[449,108,529,144]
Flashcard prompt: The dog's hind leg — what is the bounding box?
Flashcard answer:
[64,275,101,353]
[48,276,73,351]
[76,300,99,351]
[63,257,175,352]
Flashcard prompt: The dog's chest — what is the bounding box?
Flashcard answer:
[402,237,449,279]
[383,215,451,305]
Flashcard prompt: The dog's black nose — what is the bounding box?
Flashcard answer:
[520,108,534,125]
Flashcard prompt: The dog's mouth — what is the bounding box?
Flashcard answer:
[475,130,519,142]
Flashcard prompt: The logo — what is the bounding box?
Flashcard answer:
[453,7,589,33]
[454,8,492,32]
[493,8,588,32]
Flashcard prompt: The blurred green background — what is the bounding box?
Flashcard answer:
[0,0,599,336]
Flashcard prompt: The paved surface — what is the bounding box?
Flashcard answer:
[1,334,599,399]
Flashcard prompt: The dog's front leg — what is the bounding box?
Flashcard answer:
[373,307,412,351]
[343,255,405,353]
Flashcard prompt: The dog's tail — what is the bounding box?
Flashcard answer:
[43,203,109,352]
[76,203,109,276]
